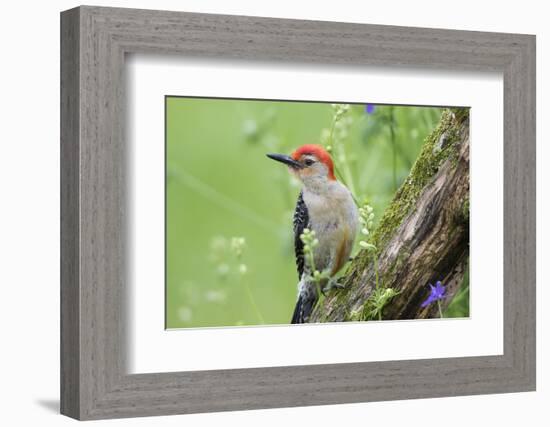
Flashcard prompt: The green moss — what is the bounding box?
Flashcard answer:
[371,109,462,250]
[356,286,400,321]
[346,307,364,322]
[333,108,468,322]
[450,107,470,124]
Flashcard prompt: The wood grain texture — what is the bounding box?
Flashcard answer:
[60,7,80,419]
[60,5,536,420]
[310,109,470,322]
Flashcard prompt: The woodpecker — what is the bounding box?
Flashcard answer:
[267,144,359,324]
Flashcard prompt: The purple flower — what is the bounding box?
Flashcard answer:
[421,281,446,308]
[365,104,375,114]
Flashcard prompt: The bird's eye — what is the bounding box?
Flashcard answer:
[304,159,315,166]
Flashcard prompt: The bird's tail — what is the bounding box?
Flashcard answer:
[291,293,316,324]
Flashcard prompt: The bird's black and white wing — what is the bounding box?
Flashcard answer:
[293,191,310,280]
[292,192,318,324]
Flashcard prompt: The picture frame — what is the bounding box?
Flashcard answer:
[60,5,536,420]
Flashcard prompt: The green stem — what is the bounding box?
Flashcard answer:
[236,251,264,324]
[303,237,326,316]
[309,257,325,313]
[340,151,357,200]
[176,169,279,235]
[313,280,324,314]
[328,110,358,202]
[389,107,397,191]
[328,118,336,147]
[438,300,444,319]
[333,163,360,206]
[373,252,380,291]
[242,278,264,324]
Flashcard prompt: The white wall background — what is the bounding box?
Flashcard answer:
[0,0,546,425]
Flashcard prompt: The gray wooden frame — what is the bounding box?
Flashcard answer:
[60,5,536,420]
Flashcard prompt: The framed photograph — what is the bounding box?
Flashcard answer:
[60,6,536,420]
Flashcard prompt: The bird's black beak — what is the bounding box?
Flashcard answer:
[266,153,303,169]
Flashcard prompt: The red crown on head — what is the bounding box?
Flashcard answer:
[291,144,336,180]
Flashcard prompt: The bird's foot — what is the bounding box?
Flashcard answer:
[322,278,345,296]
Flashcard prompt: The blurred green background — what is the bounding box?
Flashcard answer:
[166,97,467,329]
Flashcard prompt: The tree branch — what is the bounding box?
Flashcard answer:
[310,108,470,322]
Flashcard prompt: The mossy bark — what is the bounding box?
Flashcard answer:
[310,108,470,322]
